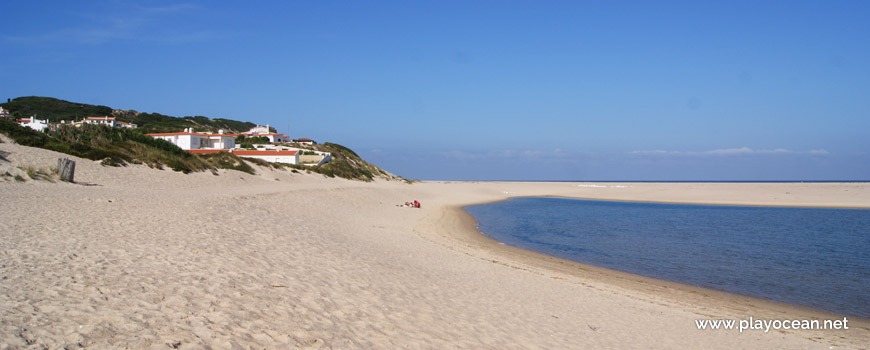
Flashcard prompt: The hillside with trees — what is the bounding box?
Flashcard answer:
[1,96,405,182]
[0,96,268,134]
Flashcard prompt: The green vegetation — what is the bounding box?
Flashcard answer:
[0,120,405,181]
[198,152,256,174]
[243,157,284,170]
[254,142,408,182]
[24,166,36,179]
[1,96,112,121]
[127,112,258,134]
[305,142,401,182]
[235,135,270,145]
[20,165,55,182]
[0,119,259,175]
[0,96,257,134]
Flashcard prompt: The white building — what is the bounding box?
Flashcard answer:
[246,125,271,134]
[243,124,289,142]
[146,128,236,150]
[116,120,137,129]
[258,133,288,142]
[17,116,48,132]
[82,116,137,128]
[232,150,299,164]
[0,107,9,117]
[83,116,118,127]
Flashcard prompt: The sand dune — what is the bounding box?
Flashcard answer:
[2,139,868,349]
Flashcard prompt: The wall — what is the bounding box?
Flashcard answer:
[299,154,325,165]
[235,154,298,165]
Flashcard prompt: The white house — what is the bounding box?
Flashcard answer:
[260,133,288,142]
[82,116,137,128]
[246,125,271,134]
[232,150,299,165]
[17,117,48,132]
[0,107,9,117]
[83,116,118,127]
[243,124,289,142]
[236,143,331,166]
[116,120,137,129]
[146,128,236,150]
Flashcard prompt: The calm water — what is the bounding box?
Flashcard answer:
[466,198,870,318]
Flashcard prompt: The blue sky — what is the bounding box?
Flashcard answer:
[2,1,868,180]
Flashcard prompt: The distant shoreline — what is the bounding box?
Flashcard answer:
[463,193,870,210]
[425,180,870,183]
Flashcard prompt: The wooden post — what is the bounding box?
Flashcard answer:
[58,158,75,182]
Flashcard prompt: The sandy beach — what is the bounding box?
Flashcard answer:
[2,139,869,349]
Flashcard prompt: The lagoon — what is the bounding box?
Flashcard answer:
[465,197,870,319]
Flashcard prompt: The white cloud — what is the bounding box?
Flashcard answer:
[136,3,198,14]
[3,2,216,45]
[706,147,755,155]
[437,148,590,161]
[629,150,673,155]
[630,147,829,156]
[437,150,483,161]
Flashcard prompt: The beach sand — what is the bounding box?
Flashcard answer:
[2,138,869,349]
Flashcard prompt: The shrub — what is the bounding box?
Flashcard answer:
[198,152,256,175]
[236,135,270,145]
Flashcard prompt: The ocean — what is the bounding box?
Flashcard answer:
[465,197,870,319]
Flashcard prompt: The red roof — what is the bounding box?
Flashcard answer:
[295,138,314,142]
[85,116,115,120]
[243,132,287,137]
[146,132,234,137]
[232,150,298,156]
[147,132,205,136]
[186,149,230,154]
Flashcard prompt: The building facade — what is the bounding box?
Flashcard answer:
[146,128,236,150]
[232,150,299,164]
[243,125,289,142]
[82,116,137,128]
[17,117,48,132]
